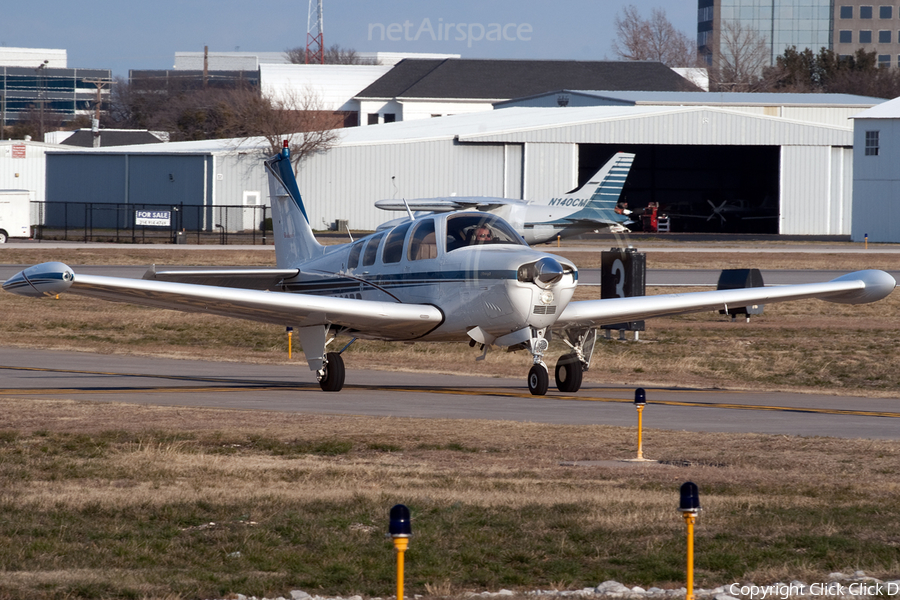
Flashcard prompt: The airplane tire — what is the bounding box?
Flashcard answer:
[555,354,583,393]
[319,352,345,392]
[528,364,549,396]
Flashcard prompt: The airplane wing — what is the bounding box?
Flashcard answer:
[143,265,300,290]
[556,270,896,328]
[375,197,520,212]
[4,262,444,340]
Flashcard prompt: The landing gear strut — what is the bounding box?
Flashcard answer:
[526,328,550,395]
[552,328,597,393]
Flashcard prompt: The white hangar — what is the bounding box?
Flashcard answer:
[295,104,857,235]
[850,96,900,243]
[45,104,860,235]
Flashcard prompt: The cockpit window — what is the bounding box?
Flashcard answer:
[382,222,413,264]
[407,219,438,261]
[347,240,364,270]
[362,232,385,267]
[445,214,525,252]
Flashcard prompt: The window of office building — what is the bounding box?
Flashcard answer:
[878,54,891,67]
[860,5,873,18]
[840,30,853,43]
[860,30,873,43]
[840,5,853,18]
[879,30,892,43]
[865,131,879,156]
[879,5,892,18]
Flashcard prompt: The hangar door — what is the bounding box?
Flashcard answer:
[579,144,780,233]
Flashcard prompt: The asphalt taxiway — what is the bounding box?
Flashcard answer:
[1,347,897,440]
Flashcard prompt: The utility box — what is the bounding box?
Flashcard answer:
[0,190,32,243]
[335,219,349,232]
[600,247,646,332]
[717,268,765,317]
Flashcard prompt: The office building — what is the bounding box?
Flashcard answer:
[699,0,900,70]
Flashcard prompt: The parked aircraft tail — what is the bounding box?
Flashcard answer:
[553,152,635,224]
[264,143,325,268]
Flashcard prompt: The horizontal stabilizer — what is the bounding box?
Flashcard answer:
[375,197,514,212]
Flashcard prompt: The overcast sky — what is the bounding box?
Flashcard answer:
[1,1,697,77]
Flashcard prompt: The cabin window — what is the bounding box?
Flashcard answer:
[382,222,413,264]
[408,219,438,261]
[362,232,385,266]
[445,214,526,252]
[347,241,364,270]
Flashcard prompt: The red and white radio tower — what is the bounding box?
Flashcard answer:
[306,0,324,64]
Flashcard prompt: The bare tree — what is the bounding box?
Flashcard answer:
[250,87,344,173]
[613,5,699,67]
[709,20,770,91]
[285,44,378,65]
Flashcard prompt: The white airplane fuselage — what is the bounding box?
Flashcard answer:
[282,216,577,342]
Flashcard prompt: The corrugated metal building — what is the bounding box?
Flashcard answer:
[494,91,883,128]
[850,97,900,243]
[0,140,55,202]
[45,104,859,235]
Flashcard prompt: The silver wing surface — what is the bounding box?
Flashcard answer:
[375,197,519,212]
[143,265,300,290]
[4,262,444,340]
[556,270,896,328]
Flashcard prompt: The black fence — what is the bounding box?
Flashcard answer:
[30,201,272,245]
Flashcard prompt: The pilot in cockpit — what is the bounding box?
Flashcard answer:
[469,225,494,245]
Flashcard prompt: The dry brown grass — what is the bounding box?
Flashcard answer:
[0,397,898,598]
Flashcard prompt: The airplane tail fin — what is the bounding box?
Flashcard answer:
[264,143,324,268]
[565,152,635,223]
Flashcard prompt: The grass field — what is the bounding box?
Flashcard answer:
[0,399,898,600]
[0,244,898,600]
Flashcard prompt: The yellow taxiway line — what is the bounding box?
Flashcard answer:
[1,366,898,419]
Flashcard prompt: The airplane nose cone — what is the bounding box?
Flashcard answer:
[533,257,564,288]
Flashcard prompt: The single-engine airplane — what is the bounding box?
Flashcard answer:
[374,152,636,244]
[4,143,896,395]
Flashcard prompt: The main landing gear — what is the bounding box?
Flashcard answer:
[317,352,345,392]
[527,327,596,395]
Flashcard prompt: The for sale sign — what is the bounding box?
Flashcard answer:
[135,210,171,227]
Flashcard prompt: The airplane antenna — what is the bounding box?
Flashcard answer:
[402,198,415,221]
[392,176,414,221]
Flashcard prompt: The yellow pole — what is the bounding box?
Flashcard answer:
[394,537,409,600]
[288,330,292,360]
[684,513,696,600]
[636,404,644,459]
[637,404,644,458]
[557,235,560,247]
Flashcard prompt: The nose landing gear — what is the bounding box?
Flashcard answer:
[526,328,550,395]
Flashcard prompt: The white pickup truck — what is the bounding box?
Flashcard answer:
[0,190,32,243]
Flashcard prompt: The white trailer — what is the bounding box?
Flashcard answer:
[0,190,32,243]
